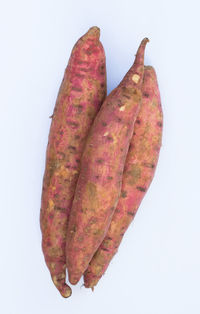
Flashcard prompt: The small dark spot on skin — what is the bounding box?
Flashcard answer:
[117,103,123,107]
[54,206,66,211]
[136,119,141,124]
[120,148,123,152]
[68,145,76,153]
[117,117,122,123]
[75,105,84,113]
[99,64,105,74]
[66,120,79,129]
[64,178,70,182]
[107,237,112,241]
[143,162,155,168]
[76,159,80,163]
[85,48,93,55]
[77,60,89,65]
[102,121,107,126]
[59,130,64,135]
[110,206,115,211]
[66,165,70,169]
[133,132,136,136]
[72,86,82,92]
[74,134,80,140]
[95,175,100,179]
[49,214,54,220]
[96,158,104,164]
[143,92,149,97]
[79,67,90,72]
[75,73,84,78]
[107,176,113,180]
[123,94,130,99]
[120,233,124,237]
[127,211,135,216]
[107,136,113,142]
[101,83,105,88]
[136,186,146,192]
[157,121,163,127]
[121,190,127,198]
[102,247,109,252]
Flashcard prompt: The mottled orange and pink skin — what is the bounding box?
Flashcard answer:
[66,38,149,285]
[84,66,163,288]
[40,27,106,298]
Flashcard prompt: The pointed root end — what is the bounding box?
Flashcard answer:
[59,284,72,298]
[86,26,100,39]
[69,274,80,285]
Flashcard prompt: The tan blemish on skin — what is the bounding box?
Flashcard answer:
[95,264,103,273]
[103,132,109,136]
[49,199,54,210]
[112,134,118,145]
[119,105,126,111]
[54,165,78,178]
[127,164,141,186]
[52,275,58,285]
[50,263,56,271]
[132,74,140,84]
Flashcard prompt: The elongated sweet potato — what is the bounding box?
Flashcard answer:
[40,26,106,297]
[84,66,163,289]
[66,38,149,285]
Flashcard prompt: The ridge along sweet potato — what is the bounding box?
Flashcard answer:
[65,38,149,285]
[84,66,163,289]
[40,26,106,298]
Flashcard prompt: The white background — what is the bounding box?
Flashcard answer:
[1,0,200,313]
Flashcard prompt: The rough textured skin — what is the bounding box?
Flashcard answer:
[84,66,163,288]
[40,27,106,298]
[66,38,149,285]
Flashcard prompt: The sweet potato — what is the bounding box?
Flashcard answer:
[84,66,163,289]
[66,38,149,285]
[40,26,106,297]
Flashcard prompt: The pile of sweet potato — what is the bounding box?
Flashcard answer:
[40,26,163,298]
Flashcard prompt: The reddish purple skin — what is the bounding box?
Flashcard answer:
[40,27,106,298]
[66,38,149,285]
[84,66,163,288]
